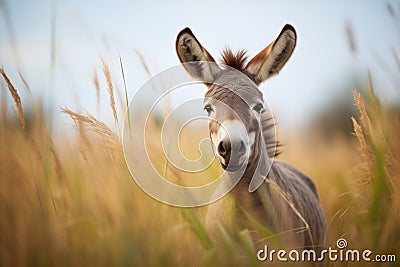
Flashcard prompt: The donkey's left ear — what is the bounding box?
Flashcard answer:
[176,27,221,84]
[245,24,296,85]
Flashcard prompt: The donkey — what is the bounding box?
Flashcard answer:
[176,25,326,250]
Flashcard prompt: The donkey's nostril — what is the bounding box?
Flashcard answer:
[218,140,230,157]
[218,139,245,158]
[238,140,246,156]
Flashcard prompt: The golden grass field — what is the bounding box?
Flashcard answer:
[1,57,399,267]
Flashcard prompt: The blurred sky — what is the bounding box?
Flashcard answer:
[0,0,399,136]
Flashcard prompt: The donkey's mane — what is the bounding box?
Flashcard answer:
[261,114,283,157]
[220,48,248,71]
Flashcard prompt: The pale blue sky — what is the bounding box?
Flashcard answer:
[1,0,399,135]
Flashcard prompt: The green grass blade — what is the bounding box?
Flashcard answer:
[181,209,213,250]
[238,229,257,267]
[369,144,391,247]
[217,222,236,254]
[240,202,283,247]
[119,56,132,138]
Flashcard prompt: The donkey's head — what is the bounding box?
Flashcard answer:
[176,25,296,173]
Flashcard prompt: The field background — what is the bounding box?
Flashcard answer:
[1,1,400,266]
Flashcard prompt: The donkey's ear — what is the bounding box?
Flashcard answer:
[245,24,296,85]
[176,27,221,83]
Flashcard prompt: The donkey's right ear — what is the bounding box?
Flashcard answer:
[245,24,296,85]
[176,28,221,83]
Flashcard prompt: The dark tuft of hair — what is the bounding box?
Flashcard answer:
[220,48,248,71]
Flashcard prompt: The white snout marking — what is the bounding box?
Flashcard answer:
[211,119,255,165]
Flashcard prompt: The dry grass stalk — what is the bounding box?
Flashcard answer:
[18,71,34,101]
[263,179,313,246]
[0,68,25,130]
[61,108,121,150]
[92,68,100,110]
[27,135,43,161]
[391,46,400,71]
[77,119,92,163]
[353,90,371,137]
[345,21,356,54]
[351,90,377,188]
[1,87,8,140]
[134,49,152,78]
[134,49,161,95]
[101,58,119,129]
[49,138,65,181]
[351,117,373,185]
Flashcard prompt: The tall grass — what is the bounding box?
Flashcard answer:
[1,57,399,266]
[0,68,25,130]
[347,78,400,253]
[101,57,119,131]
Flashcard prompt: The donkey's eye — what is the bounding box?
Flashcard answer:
[253,103,264,113]
[204,105,213,114]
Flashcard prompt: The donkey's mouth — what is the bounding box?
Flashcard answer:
[220,161,245,172]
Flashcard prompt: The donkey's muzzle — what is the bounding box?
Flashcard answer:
[217,138,246,172]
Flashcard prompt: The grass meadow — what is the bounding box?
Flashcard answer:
[1,38,399,267]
